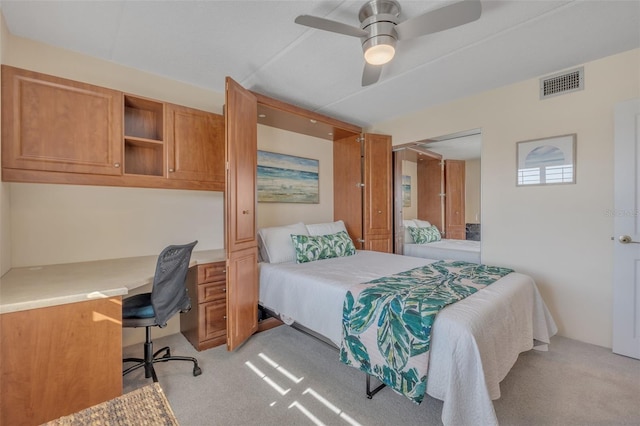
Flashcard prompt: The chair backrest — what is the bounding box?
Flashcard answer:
[151,241,198,327]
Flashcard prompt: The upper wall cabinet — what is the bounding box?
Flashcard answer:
[1,66,224,191]
[1,65,123,176]
[166,103,225,184]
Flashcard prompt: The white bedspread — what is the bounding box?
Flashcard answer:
[259,251,557,426]
[404,239,481,263]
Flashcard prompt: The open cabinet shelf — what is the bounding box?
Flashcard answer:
[124,95,165,176]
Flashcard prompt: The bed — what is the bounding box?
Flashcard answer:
[402,219,481,263]
[257,222,557,426]
[404,239,481,263]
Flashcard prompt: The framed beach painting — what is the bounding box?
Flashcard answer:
[402,175,411,207]
[257,150,319,203]
[516,134,576,186]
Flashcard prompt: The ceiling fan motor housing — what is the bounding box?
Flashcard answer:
[358,0,401,22]
[359,0,401,63]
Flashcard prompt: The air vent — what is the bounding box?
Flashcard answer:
[540,67,584,99]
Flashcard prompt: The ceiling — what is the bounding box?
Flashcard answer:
[398,130,482,160]
[419,133,482,160]
[1,1,638,129]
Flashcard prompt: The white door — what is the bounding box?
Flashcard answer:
[613,98,640,359]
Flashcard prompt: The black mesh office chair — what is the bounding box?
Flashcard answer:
[122,241,202,382]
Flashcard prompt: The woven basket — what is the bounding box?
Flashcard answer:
[43,383,179,425]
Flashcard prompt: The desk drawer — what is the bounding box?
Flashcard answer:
[201,300,226,342]
[198,282,226,303]
[197,262,225,284]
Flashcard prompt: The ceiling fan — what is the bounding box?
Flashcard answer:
[295,0,482,86]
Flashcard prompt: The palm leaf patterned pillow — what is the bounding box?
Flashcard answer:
[291,231,356,263]
[408,225,442,244]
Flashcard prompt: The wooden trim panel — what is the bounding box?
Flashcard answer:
[2,168,225,191]
[253,91,361,141]
[0,298,122,426]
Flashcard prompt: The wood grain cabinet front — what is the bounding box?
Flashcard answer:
[1,65,123,177]
[121,95,225,191]
[0,298,122,426]
[166,103,225,188]
[334,133,393,253]
[181,261,227,351]
[1,66,225,191]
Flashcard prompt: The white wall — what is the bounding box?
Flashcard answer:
[10,183,223,267]
[373,49,640,348]
[257,125,334,229]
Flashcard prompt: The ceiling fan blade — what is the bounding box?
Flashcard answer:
[362,63,383,86]
[295,15,368,38]
[395,0,482,40]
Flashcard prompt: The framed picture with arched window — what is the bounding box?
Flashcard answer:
[516,134,576,186]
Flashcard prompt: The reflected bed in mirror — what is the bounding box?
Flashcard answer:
[402,218,481,263]
[393,129,482,260]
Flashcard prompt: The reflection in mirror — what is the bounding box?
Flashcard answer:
[393,130,482,261]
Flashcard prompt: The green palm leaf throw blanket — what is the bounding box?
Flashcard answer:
[340,260,514,403]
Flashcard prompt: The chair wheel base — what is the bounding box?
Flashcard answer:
[122,329,201,383]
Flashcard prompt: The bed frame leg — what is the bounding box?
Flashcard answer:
[366,374,386,399]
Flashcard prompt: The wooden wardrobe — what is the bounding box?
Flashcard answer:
[334,134,393,252]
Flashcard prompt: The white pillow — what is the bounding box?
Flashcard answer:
[306,220,348,236]
[403,219,417,243]
[257,222,309,264]
[414,219,432,228]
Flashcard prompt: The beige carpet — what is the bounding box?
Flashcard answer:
[123,325,640,426]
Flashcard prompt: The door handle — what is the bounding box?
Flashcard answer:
[619,235,640,244]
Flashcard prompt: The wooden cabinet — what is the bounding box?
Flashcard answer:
[226,247,259,350]
[363,134,393,252]
[334,133,393,253]
[224,77,259,351]
[334,134,364,245]
[1,66,224,191]
[415,158,466,239]
[445,160,466,239]
[417,156,445,231]
[121,94,225,190]
[181,262,228,351]
[166,103,225,185]
[1,298,122,425]
[1,65,123,176]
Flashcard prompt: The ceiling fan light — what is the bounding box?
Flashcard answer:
[365,44,395,65]
[363,35,396,65]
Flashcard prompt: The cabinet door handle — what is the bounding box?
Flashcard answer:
[242,210,250,214]
[169,168,174,172]
[222,287,226,292]
[114,162,120,168]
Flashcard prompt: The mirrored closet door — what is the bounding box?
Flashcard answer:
[393,130,482,255]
